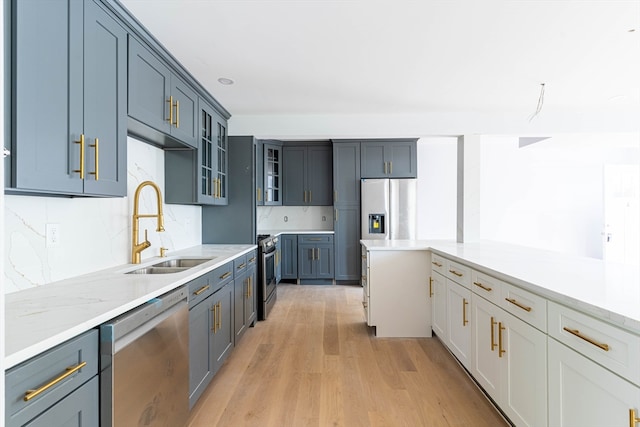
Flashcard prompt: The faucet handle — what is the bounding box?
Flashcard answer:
[160,247,168,257]
[144,229,149,243]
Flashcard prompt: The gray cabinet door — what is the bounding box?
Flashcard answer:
[233,273,247,341]
[82,0,127,196]
[388,142,417,178]
[281,235,298,279]
[307,145,333,206]
[282,146,306,205]
[361,140,417,178]
[315,243,334,279]
[246,266,257,325]
[334,206,360,281]
[333,142,361,206]
[128,37,172,135]
[12,0,83,194]
[360,143,387,178]
[170,77,198,148]
[275,238,282,283]
[255,141,264,206]
[298,244,315,279]
[214,116,228,205]
[27,376,99,427]
[263,143,282,205]
[211,282,234,374]
[188,297,214,408]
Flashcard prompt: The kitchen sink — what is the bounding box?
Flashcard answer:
[152,258,214,268]
[126,266,189,275]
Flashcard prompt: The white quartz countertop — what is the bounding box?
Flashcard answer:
[259,229,334,236]
[361,239,640,335]
[4,244,256,369]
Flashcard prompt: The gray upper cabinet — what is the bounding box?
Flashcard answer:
[255,141,264,206]
[165,99,228,205]
[332,142,361,206]
[8,0,127,197]
[282,143,333,206]
[360,139,418,178]
[128,37,198,148]
[263,142,282,206]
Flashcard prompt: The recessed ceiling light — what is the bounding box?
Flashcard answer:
[629,29,636,33]
[217,77,234,85]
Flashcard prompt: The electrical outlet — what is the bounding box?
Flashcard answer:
[284,216,288,222]
[322,216,326,221]
[46,223,61,248]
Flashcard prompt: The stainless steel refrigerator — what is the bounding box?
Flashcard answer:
[361,178,417,240]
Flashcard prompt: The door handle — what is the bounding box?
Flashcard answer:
[89,138,99,180]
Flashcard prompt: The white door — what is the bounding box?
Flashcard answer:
[431,272,447,338]
[548,338,640,427]
[446,280,472,369]
[471,295,501,401]
[603,164,640,265]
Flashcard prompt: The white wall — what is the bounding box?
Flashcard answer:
[3,137,202,293]
[479,134,640,259]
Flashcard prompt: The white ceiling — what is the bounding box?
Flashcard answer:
[119,0,640,123]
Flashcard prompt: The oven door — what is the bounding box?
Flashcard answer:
[262,249,276,301]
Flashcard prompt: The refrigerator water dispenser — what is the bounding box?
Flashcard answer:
[368,214,385,234]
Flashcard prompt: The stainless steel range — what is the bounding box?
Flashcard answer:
[257,234,278,319]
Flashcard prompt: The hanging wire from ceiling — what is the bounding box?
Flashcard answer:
[528,83,546,122]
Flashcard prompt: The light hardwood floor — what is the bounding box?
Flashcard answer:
[187,283,509,427]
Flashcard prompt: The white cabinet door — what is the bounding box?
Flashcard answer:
[446,279,472,369]
[431,271,447,338]
[549,338,640,427]
[502,309,547,427]
[471,294,501,401]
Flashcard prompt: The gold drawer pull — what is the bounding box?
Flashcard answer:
[237,263,246,270]
[630,409,640,427]
[490,317,498,351]
[429,277,433,297]
[563,327,610,351]
[462,298,469,326]
[449,269,463,277]
[498,322,506,357]
[473,281,492,292]
[248,257,256,263]
[73,134,85,179]
[220,271,231,280]
[505,297,532,312]
[24,361,87,401]
[166,96,173,123]
[432,261,442,267]
[89,138,99,180]
[193,285,210,296]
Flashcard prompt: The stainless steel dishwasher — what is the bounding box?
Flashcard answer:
[100,287,188,427]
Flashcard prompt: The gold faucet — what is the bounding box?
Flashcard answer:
[132,181,165,264]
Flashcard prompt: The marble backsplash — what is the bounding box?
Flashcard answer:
[257,205,334,232]
[4,137,202,294]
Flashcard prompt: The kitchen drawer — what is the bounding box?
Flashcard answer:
[548,301,640,386]
[5,330,98,426]
[500,282,547,332]
[246,250,257,269]
[187,274,213,307]
[446,260,471,288]
[430,253,446,275]
[299,234,333,244]
[470,270,503,306]
[234,255,248,274]
[211,261,234,291]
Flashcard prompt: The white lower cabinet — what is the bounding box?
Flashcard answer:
[430,271,447,338]
[446,279,472,369]
[548,337,640,427]
[472,294,548,427]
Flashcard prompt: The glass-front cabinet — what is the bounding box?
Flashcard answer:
[263,142,282,206]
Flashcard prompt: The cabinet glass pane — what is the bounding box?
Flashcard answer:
[200,109,214,197]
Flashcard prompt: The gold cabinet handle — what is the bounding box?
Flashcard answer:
[174,99,180,128]
[449,269,463,277]
[335,208,338,222]
[432,261,442,267]
[362,301,368,308]
[473,281,492,292]
[166,96,173,124]
[490,316,498,351]
[249,257,256,263]
[505,297,532,312]
[498,322,506,357]
[563,327,610,351]
[630,409,640,427]
[218,178,222,199]
[462,298,469,326]
[316,248,320,260]
[220,271,231,280]
[211,304,217,332]
[429,277,433,297]
[309,190,312,203]
[237,263,246,270]
[193,285,210,296]
[334,190,337,202]
[384,161,388,174]
[89,138,99,180]
[257,188,262,201]
[24,361,87,401]
[73,134,85,179]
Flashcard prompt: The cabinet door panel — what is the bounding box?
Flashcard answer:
[234,274,247,340]
[446,280,472,369]
[360,143,386,178]
[388,142,416,178]
[298,244,315,278]
[128,37,171,133]
[470,295,501,400]
[83,0,127,196]
[431,272,447,338]
[334,206,360,280]
[549,338,640,427]
[281,235,298,279]
[283,146,306,205]
[333,142,361,206]
[263,144,282,205]
[316,244,334,279]
[27,376,99,427]
[170,78,198,147]
[211,283,234,373]
[13,0,83,194]
[188,299,213,407]
[307,145,333,205]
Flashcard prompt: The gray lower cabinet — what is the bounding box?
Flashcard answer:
[334,206,361,281]
[165,99,228,205]
[234,256,257,343]
[281,234,298,280]
[298,235,335,281]
[275,237,282,283]
[188,277,215,409]
[8,0,127,197]
[128,36,198,148]
[5,330,99,427]
[360,139,418,178]
[211,281,234,372]
[282,143,333,206]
